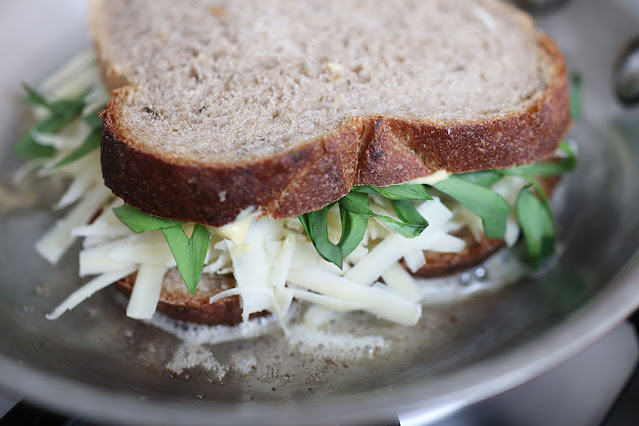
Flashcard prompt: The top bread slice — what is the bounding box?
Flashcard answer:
[92,0,570,227]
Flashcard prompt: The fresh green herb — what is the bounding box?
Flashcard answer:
[113,204,185,232]
[456,142,577,186]
[21,83,89,115]
[515,184,555,267]
[14,111,83,159]
[339,193,427,238]
[302,208,344,267]
[113,204,210,293]
[352,184,432,200]
[451,142,576,265]
[300,140,576,269]
[161,224,212,294]
[21,83,51,109]
[53,127,102,168]
[337,197,369,259]
[298,211,312,236]
[299,208,341,268]
[372,213,427,238]
[391,199,428,227]
[299,186,431,268]
[455,170,503,187]
[432,176,511,239]
[14,130,56,159]
[14,84,104,162]
[503,141,577,178]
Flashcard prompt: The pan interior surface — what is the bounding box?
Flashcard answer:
[1,0,639,424]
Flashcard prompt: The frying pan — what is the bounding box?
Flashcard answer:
[1,0,639,424]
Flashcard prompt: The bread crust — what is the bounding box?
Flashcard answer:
[100,32,569,227]
[415,231,506,278]
[117,272,255,325]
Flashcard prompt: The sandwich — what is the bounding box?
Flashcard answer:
[15,0,575,329]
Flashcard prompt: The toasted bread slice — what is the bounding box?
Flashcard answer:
[416,230,506,278]
[117,269,249,325]
[92,0,570,227]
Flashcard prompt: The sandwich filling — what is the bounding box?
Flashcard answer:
[15,53,576,327]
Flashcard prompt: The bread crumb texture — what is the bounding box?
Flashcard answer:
[93,0,548,162]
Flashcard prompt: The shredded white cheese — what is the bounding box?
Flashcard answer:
[46,267,137,320]
[288,268,422,326]
[402,249,426,273]
[407,170,450,185]
[126,264,169,319]
[226,219,282,323]
[344,199,464,285]
[287,288,369,312]
[35,184,112,264]
[213,207,257,245]
[381,262,423,302]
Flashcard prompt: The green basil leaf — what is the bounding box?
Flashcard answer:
[162,224,211,294]
[14,109,82,159]
[301,189,431,268]
[337,192,372,215]
[391,199,428,227]
[113,204,210,292]
[113,204,185,233]
[505,161,567,178]
[50,98,88,116]
[13,131,56,158]
[339,192,427,238]
[16,84,95,160]
[49,87,92,115]
[337,193,369,257]
[53,127,101,168]
[22,83,90,116]
[515,185,555,267]
[455,170,503,187]
[29,102,86,139]
[308,208,343,268]
[433,176,511,239]
[298,213,312,239]
[556,139,577,171]
[21,83,51,109]
[353,184,432,200]
[373,215,427,238]
[503,142,577,178]
[557,140,575,156]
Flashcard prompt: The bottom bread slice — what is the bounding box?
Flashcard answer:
[414,229,505,278]
[117,269,261,326]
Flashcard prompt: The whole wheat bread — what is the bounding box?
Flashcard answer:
[92,0,570,227]
[117,270,264,325]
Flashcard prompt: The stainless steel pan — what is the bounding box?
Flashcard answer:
[1,0,639,424]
